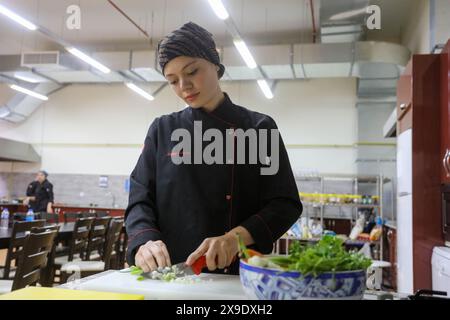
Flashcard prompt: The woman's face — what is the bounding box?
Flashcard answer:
[164,56,222,110]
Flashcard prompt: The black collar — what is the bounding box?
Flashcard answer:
[190,92,238,128]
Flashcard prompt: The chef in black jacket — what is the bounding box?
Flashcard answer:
[125,22,302,275]
[24,170,54,213]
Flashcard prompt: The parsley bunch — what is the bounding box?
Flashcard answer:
[268,235,372,277]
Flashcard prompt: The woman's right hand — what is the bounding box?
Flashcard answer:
[135,240,172,272]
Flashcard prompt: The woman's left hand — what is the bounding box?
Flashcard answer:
[186,233,239,271]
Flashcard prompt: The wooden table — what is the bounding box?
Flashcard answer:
[0,222,75,249]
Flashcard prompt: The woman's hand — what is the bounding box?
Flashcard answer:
[135,240,172,273]
[186,233,239,271]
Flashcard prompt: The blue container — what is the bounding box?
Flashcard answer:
[239,258,367,300]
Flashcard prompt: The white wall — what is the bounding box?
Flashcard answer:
[435,0,450,46]
[401,0,430,54]
[0,78,358,176]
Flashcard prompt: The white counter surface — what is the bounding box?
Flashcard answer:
[60,270,247,300]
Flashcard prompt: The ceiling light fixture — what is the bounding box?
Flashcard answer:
[10,84,48,101]
[257,80,274,100]
[233,40,257,69]
[125,83,155,101]
[0,4,37,30]
[207,0,229,20]
[329,7,368,20]
[66,47,111,74]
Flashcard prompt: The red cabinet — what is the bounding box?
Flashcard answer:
[397,52,444,292]
[441,40,450,183]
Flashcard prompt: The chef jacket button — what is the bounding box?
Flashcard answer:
[226,195,232,200]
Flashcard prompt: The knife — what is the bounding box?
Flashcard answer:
[141,256,207,279]
[173,256,207,276]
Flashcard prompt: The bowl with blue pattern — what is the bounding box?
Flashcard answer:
[239,258,367,300]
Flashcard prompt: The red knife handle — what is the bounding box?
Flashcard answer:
[192,255,238,275]
[192,256,207,275]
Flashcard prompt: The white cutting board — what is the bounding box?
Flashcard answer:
[77,271,249,300]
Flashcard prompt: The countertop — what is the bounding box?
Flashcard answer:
[0,202,125,210]
[53,204,126,210]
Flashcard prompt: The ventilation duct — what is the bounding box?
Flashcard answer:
[0,137,40,162]
[0,41,410,123]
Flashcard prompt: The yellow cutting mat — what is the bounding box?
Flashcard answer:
[0,287,144,300]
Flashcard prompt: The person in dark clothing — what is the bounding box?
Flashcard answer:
[125,22,302,275]
[24,170,54,213]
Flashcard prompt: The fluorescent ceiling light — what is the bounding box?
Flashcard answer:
[126,83,155,101]
[66,47,111,74]
[257,80,274,100]
[10,84,48,101]
[14,73,43,83]
[329,7,367,20]
[233,40,257,69]
[0,108,11,118]
[0,4,37,30]
[207,0,229,20]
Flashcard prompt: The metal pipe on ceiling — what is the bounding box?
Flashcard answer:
[309,0,317,43]
[106,0,150,39]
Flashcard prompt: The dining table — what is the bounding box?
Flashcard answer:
[0,222,76,249]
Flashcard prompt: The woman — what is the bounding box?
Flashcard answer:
[125,22,302,275]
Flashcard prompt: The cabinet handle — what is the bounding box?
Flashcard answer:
[400,103,407,110]
[443,192,448,235]
[387,229,393,241]
[446,150,450,178]
[444,150,450,177]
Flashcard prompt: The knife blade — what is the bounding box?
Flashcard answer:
[174,256,207,276]
[141,256,207,280]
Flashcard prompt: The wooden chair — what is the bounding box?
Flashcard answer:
[60,219,123,283]
[12,212,35,221]
[0,220,46,280]
[0,228,57,293]
[30,225,61,287]
[94,211,109,218]
[85,216,112,260]
[63,212,81,223]
[55,218,95,265]
[37,212,60,223]
[113,219,127,269]
[79,212,96,219]
[52,217,95,284]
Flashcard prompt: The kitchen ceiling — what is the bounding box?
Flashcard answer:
[0,0,411,54]
[0,0,413,123]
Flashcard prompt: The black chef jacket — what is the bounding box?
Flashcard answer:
[125,93,302,274]
[26,180,54,212]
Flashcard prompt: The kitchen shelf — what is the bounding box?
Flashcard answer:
[292,173,393,260]
[296,173,391,184]
[302,202,380,209]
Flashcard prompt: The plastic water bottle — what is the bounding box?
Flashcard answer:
[0,208,9,229]
[25,208,34,221]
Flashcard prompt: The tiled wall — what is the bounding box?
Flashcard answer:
[0,172,130,209]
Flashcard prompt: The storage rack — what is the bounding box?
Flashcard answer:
[293,173,393,259]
